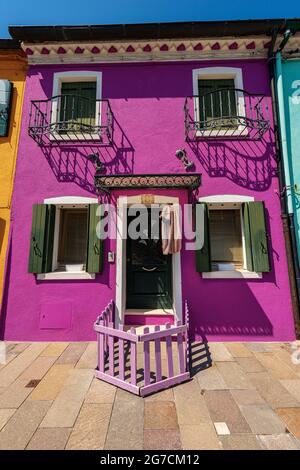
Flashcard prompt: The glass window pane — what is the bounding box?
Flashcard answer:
[209,209,243,267]
[57,208,88,266]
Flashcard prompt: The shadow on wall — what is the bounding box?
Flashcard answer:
[187,279,274,340]
[187,131,278,191]
[40,115,135,194]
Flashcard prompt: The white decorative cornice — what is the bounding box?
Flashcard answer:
[22,36,284,64]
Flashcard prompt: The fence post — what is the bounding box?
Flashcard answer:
[130,327,137,386]
[165,323,174,378]
[143,327,150,386]
[154,325,162,382]
[98,320,105,373]
[119,324,125,381]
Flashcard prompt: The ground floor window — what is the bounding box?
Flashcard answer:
[56,208,88,270]
[209,207,243,271]
[28,199,103,277]
[196,198,270,276]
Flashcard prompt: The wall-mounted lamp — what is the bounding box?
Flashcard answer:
[87,152,104,173]
[175,149,194,170]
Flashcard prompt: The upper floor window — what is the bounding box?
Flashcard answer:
[28,71,115,145]
[59,80,97,133]
[198,77,238,129]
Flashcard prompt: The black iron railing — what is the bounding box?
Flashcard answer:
[28,94,114,145]
[184,88,270,140]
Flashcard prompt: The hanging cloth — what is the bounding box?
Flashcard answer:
[161,204,182,255]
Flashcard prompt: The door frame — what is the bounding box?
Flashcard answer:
[115,195,183,328]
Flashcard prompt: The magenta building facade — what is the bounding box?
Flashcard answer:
[0,21,297,342]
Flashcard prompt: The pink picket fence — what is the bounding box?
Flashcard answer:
[94,300,191,397]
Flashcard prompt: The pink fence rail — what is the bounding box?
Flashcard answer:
[94,300,191,397]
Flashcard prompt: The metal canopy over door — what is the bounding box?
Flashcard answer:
[126,207,172,309]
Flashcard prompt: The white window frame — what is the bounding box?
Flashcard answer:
[192,67,247,137]
[198,194,262,279]
[37,196,98,280]
[51,71,102,141]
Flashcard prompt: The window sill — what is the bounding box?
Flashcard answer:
[195,128,249,138]
[202,270,262,279]
[37,272,96,280]
[49,132,101,142]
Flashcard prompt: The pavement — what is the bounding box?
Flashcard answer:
[0,340,300,450]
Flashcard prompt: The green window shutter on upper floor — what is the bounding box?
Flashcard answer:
[0,80,13,137]
[28,204,56,274]
[60,82,96,128]
[195,202,211,272]
[242,201,270,273]
[86,204,103,273]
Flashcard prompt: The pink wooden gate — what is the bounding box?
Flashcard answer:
[94,300,191,397]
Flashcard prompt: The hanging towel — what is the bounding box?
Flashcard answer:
[161,204,182,255]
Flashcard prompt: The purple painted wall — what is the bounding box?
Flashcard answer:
[0,59,296,342]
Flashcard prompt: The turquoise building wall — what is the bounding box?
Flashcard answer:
[279,59,300,261]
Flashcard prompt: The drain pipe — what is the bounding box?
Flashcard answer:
[272,29,300,336]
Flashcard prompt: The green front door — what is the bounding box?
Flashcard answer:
[126,208,173,309]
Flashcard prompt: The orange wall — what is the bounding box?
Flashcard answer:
[0,49,27,305]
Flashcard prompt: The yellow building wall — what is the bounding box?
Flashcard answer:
[0,50,27,306]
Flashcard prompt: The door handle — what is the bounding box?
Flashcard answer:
[142,266,157,272]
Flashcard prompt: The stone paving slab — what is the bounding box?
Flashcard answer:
[84,377,116,404]
[0,409,16,431]
[247,371,299,408]
[66,403,112,450]
[197,365,228,390]
[216,361,255,389]
[104,390,144,450]
[174,380,211,425]
[179,423,221,450]
[56,342,88,365]
[276,408,300,442]
[26,428,71,450]
[230,389,266,406]
[0,341,300,451]
[144,401,179,430]
[40,369,93,428]
[239,404,287,434]
[0,343,48,388]
[220,434,262,450]
[254,352,298,380]
[28,364,74,401]
[144,429,182,450]
[203,390,251,434]
[258,433,300,450]
[40,342,70,358]
[0,400,52,450]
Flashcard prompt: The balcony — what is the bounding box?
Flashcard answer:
[184,88,270,140]
[28,94,114,145]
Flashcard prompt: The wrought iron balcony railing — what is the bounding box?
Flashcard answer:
[184,88,270,140]
[28,94,114,145]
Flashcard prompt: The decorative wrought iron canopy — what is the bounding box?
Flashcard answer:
[184,88,270,140]
[94,173,201,193]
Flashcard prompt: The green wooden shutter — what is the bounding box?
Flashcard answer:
[0,80,13,137]
[28,204,56,273]
[195,203,211,272]
[60,82,96,130]
[86,204,103,273]
[198,78,236,124]
[242,203,253,271]
[243,201,270,273]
